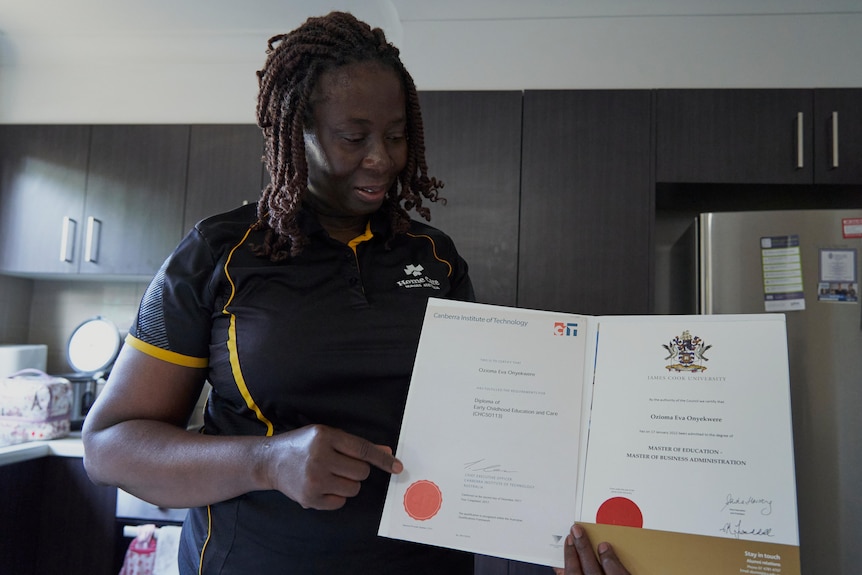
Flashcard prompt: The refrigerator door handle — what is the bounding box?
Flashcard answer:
[831,111,839,169]
[796,112,804,170]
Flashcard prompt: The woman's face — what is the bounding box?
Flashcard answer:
[303,60,408,221]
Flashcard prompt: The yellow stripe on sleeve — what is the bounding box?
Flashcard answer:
[124,334,208,369]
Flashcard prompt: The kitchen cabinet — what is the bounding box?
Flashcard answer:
[80,125,189,276]
[418,91,522,307]
[518,90,654,317]
[656,88,862,186]
[813,89,862,184]
[0,456,117,575]
[0,125,189,277]
[656,89,814,185]
[183,124,266,232]
[0,125,91,275]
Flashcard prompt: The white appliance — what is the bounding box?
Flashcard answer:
[0,344,47,378]
[56,317,123,429]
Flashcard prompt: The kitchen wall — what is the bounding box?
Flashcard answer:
[0,1,860,123]
[0,276,146,373]
[0,276,33,343]
[27,281,147,374]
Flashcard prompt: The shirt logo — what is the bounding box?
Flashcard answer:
[397,263,441,290]
[404,264,424,277]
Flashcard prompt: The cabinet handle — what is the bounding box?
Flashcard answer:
[84,216,102,263]
[796,112,804,169]
[831,111,839,169]
[59,216,76,263]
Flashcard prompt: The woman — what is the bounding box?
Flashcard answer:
[83,12,474,574]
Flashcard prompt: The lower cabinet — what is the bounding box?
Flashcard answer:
[0,457,117,575]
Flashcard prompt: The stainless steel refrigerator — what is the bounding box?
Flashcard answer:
[668,209,862,575]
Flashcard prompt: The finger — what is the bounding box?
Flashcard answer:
[597,542,631,575]
[571,525,604,574]
[311,473,363,503]
[303,492,349,511]
[561,532,584,575]
[333,432,403,474]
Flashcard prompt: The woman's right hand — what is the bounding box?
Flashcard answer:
[553,524,631,575]
[263,424,403,510]
[84,346,400,511]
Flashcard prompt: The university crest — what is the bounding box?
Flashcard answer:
[663,330,711,372]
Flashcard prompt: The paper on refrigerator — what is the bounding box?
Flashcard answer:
[379,298,801,574]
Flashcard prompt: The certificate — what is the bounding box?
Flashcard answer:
[378,299,801,574]
[379,299,593,565]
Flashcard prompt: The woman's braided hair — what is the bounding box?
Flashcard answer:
[253,11,443,260]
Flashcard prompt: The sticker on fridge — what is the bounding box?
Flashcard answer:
[818,248,858,303]
[761,235,805,312]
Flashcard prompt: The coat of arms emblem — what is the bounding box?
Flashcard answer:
[663,330,711,372]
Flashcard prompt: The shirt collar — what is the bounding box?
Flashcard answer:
[298,205,391,241]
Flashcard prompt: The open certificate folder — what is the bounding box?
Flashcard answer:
[379,298,801,574]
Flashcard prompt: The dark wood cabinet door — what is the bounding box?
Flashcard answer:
[184,124,265,232]
[0,457,117,575]
[418,91,523,306]
[656,89,813,184]
[0,125,91,274]
[519,90,653,316]
[80,125,190,276]
[35,458,118,575]
[814,89,862,185]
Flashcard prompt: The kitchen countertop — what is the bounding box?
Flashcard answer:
[0,432,84,466]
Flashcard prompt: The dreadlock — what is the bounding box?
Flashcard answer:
[253,11,443,261]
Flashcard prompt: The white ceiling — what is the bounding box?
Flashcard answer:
[1,0,859,35]
[2,0,858,66]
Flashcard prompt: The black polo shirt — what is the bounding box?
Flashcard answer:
[127,203,475,574]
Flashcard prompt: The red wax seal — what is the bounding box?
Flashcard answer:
[596,497,644,528]
[403,480,443,521]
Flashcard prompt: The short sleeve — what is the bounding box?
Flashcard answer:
[126,227,219,368]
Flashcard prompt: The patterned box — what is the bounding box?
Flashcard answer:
[0,369,72,447]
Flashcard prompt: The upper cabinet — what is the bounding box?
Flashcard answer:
[0,125,91,275]
[80,125,190,276]
[813,89,862,185]
[0,125,189,277]
[183,124,265,232]
[2,88,859,281]
[656,89,862,185]
[656,89,813,184]
[418,91,522,307]
[518,90,654,316]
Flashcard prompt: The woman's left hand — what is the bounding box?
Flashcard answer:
[553,524,631,575]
